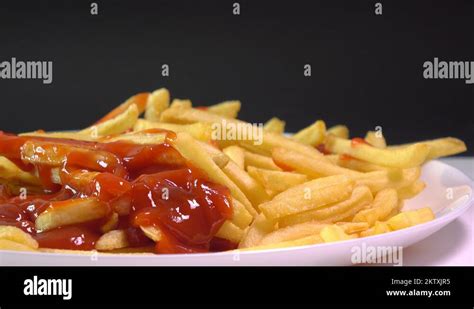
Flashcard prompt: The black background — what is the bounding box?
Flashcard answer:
[0,0,473,153]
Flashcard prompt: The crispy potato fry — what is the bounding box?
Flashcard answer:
[36,198,109,231]
[360,221,391,237]
[0,226,39,249]
[101,213,119,233]
[133,119,212,141]
[327,125,349,139]
[259,175,354,220]
[207,100,241,118]
[239,234,323,251]
[170,99,192,109]
[230,198,254,229]
[80,104,139,137]
[292,120,326,146]
[353,167,420,194]
[244,150,282,171]
[278,185,373,227]
[140,226,162,242]
[0,239,37,251]
[260,221,328,246]
[247,166,308,195]
[222,161,270,208]
[325,135,430,168]
[0,156,40,186]
[389,137,466,161]
[96,92,148,124]
[335,222,370,234]
[223,145,245,169]
[171,132,256,217]
[144,88,170,122]
[365,131,386,148]
[101,130,167,144]
[263,117,285,134]
[20,131,95,141]
[216,220,245,243]
[272,147,361,178]
[196,141,230,168]
[238,213,276,248]
[335,155,388,172]
[352,188,398,226]
[95,230,129,251]
[387,208,435,231]
[320,225,352,243]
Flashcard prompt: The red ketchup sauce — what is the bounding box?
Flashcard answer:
[0,131,233,253]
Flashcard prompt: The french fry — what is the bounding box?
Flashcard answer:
[352,188,398,226]
[80,104,139,137]
[230,198,254,229]
[387,208,435,231]
[144,88,170,122]
[259,175,354,220]
[96,92,149,124]
[223,145,245,169]
[0,226,39,249]
[207,100,241,118]
[216,220,245,244]
[140,226,162,242]
[239,234,323,251]
[335,222,370,234]
[101,130,167,145]
[244,150,282,171]
[222,161,270,208]
[133,119,212,141]
[36,198,109,231]
[325,135,430,168]
[101,213,119,233]
[397,180,426,200]
[335,155,388,172]
[365,131,386,148]
[278,185,373,227]
[272,147,361,178]
[171,132,256,217]
[247,166,308,195]
[263,117,285,134]
[388,137,466,161]
[238,213,276,248]
[292,120,326,146]
[259,221,328,246]
[95,230,129,251]
[196,141,230,168]
[170,99,192,109]
[0,156,40,186]
[0,239,37,251]
[320,225,352,243]
[353,167,420,194]
[327,125,349,139]
[20,131,95,141]
[360,221,391,237]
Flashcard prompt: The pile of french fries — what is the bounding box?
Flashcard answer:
[0,87,467,254]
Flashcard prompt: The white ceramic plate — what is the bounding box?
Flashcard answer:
[1,160,472,266]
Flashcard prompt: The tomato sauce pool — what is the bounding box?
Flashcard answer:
[0,131,234,253]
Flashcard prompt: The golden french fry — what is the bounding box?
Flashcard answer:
[0,156,40,186]
[20,131,95,141]
[238,213,276,249]
[170,99,192,109]
[223,145,245,169]
[196,141,230,168]
[335,222,370,234]
[239,234,323,251]
[292,120,326,146]
[259,221,328,246]
[397,180,426,200]
[230,198,253,229]
[360,221,391,237]
[144,88,170,122]
[387,208,435,231]
[207,100,241,118]
[36,198,109,231]
[101,130,167,144]
[365,131,386,148]
[259,175,354,220]
[353,167,420,194]
[278,185,373,227]
[320,225,352,243]
[216,220,245,243]
[263,117,285,134]
[272,147,361,178]
[96,93,148,124]
[353,188,398,226]
[389,137,466,161]
[80,104,139,137]
[335,155,388,172]
[0,239,37,251]
[171,132,256,217]
[95,230,129,251]
[140,226,162,242]
[133,119,212,141]
[222,161,270,208]
[244,150,282,171]
[325,135,430,168]
[327,125,349,139]
[247,166,308,195]
[0,226,39,249]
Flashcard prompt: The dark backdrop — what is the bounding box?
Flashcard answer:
[0,0,473,154]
